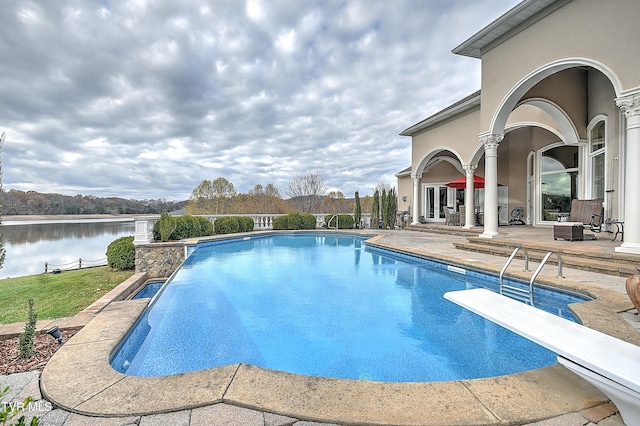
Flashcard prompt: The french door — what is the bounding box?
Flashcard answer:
[423,185,452,222]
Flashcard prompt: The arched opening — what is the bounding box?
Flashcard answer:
[412,150,466,223]
[490,59,622,135]
[485,62,620,228]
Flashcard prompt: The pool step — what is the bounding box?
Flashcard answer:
[405,224,484,237]
[454,238,639,277]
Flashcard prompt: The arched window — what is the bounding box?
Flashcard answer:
[588,119,606,200]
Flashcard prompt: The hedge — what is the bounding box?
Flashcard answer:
[324,214,355,229]
[106,236,135,270]
[214,216,239,234]
[300,213,316,229]
[153,215,214,241]
[237,216,255,232]
[273,213,316,230]
[272,215,288,230]
[212,216,255,234]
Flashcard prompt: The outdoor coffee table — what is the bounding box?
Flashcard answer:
[553,222,584,241]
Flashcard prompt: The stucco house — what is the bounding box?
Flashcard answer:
[397,0,640,255]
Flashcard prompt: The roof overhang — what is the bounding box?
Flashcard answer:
[452,0,561,59]
[395,167,412,178]
[400,90,481,137]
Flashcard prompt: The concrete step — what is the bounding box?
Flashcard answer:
[454,240,639,277]
[464,237,640,265]
[405,224,484,237]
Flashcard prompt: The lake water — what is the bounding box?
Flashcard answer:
[0,219,135,279]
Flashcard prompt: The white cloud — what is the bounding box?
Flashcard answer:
[0,0,522,200]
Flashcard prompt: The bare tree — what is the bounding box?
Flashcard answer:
[286,173,328,213]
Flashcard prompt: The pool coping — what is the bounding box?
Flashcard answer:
[40,232,639,425]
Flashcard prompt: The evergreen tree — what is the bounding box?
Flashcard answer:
[386,187,398,229]
[354,191,361,229]
[381,188,388,228]
[372,190,380,228]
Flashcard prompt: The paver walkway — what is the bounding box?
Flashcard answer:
[0,370,623,426]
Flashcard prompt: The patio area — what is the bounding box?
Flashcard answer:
[4,227,639,425]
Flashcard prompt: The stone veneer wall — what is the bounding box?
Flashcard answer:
[135,242,185,278]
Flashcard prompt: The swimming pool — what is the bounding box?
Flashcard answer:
[131,281,164,300]
[111,234,588,381]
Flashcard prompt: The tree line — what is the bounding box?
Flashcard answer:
[184,175,398,224]
[0,189,187,216]
[185,175,371,215]
[0,172,395,219]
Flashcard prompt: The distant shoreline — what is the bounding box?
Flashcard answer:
[2,214,147,222]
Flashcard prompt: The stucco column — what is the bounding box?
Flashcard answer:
[463,163,477,229]
[479,133,503,238]
[615,93,640,254]
[411,175,420,225]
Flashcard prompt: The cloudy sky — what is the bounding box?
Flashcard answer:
[0,0,521,201]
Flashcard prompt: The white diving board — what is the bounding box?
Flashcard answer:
[444,288,640,425]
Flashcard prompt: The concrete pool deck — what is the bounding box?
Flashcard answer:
[36,229,640,424]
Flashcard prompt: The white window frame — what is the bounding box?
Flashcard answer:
[587,115,607,200]
[537,142,580,224]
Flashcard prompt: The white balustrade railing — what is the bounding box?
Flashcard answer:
[134,213,373,245]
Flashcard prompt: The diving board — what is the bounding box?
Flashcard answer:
[443,288,640,425]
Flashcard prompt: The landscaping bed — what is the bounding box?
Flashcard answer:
[0,327,80,375]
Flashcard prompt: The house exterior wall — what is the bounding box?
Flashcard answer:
[397,174,413,213]
[480,0,640,132]
[422,161,463,183]
[411,107,481,169]
[401,0,637,244]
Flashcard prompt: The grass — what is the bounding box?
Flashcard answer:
[0,267,134,324]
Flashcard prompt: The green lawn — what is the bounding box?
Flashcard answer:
[0,267,134,324]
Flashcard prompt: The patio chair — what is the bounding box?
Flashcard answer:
[569,199,603,239]
[443,207,460,226]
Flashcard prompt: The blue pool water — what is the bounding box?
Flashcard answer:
[131,281,164,300]
[111,234,588,381]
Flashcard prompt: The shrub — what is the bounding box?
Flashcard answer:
[273,215,288,230]
[273,213,316,230]
[324,214,355,229]
[173,215,212,239]
[155,212,177,242]
[286,213,303,230]
[197,216,214,236]
[338,214,355,229]
[18,298,37,359]
[153,215,214,240]
[172,215,192,240]
[237,216,255,232]
[214,216,239,234]
[106,236,135,270]
[300,213,317,229]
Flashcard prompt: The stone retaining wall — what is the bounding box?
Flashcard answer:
[135,242,185,278]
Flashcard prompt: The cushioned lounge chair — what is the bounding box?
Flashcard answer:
[569,199,603,239]
[443,207,459,226]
